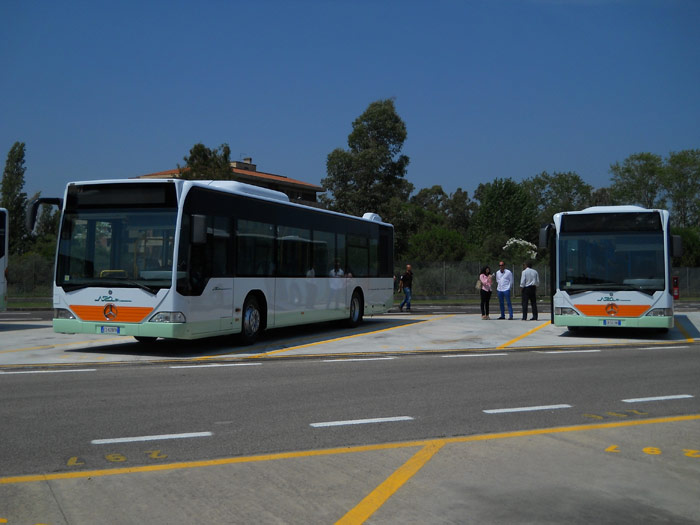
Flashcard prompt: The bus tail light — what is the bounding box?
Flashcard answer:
[149,311,186,323]
[645,308,673,317]
[54,308,76,319]
[555,307,579,316]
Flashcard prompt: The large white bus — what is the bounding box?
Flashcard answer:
[0,208,8,311]
[540,205,682,330]
[40,179,394,343]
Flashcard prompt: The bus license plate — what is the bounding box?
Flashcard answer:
[603,319,621,326]
[101,326,120,334]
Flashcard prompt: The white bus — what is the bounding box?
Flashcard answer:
[540,205,682,330]
[0,208,8,311]
[44,179,394,343]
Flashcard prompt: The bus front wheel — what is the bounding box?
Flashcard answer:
[241,296,262,345]
[348,290,363,327]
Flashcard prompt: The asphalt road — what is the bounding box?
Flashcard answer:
[2,344,698,478]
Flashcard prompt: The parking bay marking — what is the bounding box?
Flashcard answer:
[0,369,96,375]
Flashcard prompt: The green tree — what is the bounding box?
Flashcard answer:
[406,226,468,262]
[589,187,618,207]
[1,141,29,254]
[610,152,665,209]
[444,188,474,237]
[178,143,232,180]
[663,149,700,228]
[467,178,538,258]
[320,99,413,219]
[522,171,593,225]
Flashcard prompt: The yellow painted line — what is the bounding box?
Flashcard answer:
[336,440,445,524]
[674,317,694,343]
[0,337,123,355]
[2,414,697,485]
[194,315,455,361]
[498,320,550,349]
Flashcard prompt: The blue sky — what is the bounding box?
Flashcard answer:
[2,0,699,202]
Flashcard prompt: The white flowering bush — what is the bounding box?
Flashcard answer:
[502,238,537,264]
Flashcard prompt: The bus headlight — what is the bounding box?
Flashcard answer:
[555,307,579,316]
[645,308,673,317]
[54,308,76,319]
[149,311,186,323]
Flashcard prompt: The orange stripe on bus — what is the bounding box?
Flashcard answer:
[70,305,153,323]
[574,304,650,317]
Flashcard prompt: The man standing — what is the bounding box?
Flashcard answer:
[495,261,514,320]
[520,261,540,320]
[398,264,413,312]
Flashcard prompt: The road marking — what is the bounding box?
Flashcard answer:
[442,353,508,358]
[169,363,261,369]
[310,416,414,428]
[91,432,213,444]
[637,346,689,350]
[536,350,601,354]
[622,395,694,403]
[497,321,550,348]
[674,317,694,343]
[0,369,96,375]
[484,404,572,414]
[3,414,699,485]
[322,357,396,362]
[336,440,445,525]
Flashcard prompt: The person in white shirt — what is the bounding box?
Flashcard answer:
[495,261,514,320]
[520,261,540,320]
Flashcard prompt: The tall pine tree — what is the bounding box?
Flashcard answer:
[1,142,29,254]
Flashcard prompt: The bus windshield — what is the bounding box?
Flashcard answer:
[56,209,178,293]
[559,231,665,293]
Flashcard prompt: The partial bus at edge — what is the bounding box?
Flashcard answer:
[41,179,394,344]
[541,205,682,331]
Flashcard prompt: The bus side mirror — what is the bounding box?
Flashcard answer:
[191,214,207,245]
[25,197,63,233]
[538,224,553,250]
[672,235,683,258]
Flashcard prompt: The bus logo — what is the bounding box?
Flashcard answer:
[103,303,118,321]
[605,303,618,316]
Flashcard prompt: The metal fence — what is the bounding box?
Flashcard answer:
[394,261,700,299]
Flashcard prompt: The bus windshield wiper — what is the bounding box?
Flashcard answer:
[99,279,158,295]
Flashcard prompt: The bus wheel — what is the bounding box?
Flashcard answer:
[241,296,262,345]
[348,290,363,327]
[134,336,158,344]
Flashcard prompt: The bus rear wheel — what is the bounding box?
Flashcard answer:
[240,296,262,345]
[348,290,363,327]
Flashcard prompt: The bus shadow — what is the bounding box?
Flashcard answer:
[0,322,52,332]
[65,318,425,359]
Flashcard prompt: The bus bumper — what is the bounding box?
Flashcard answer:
[53,319,202,340]
[554,315,674,329]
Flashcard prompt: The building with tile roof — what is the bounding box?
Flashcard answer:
[135,158,324,204]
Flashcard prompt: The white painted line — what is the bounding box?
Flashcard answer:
[622,395,694,403]
[322,357,396,362]
[169,363,261,369]
[637,346,689,350]
[0,369,97,375]
[484,404,572,414]
[442,353,509,358]
[536,350,601,354]
[91,431,213,444]
[310,416,413,428]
